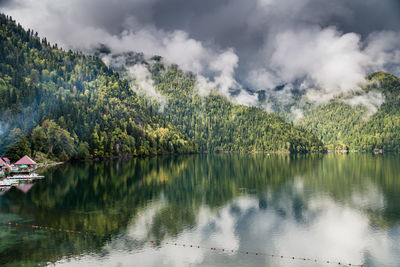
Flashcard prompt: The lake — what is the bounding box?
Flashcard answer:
[0,153,399,267]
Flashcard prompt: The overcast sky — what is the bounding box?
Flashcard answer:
[1,0,400,108]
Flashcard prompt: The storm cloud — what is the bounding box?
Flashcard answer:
[1,0,400,111]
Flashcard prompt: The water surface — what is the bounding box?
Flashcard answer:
[0,153,399,267]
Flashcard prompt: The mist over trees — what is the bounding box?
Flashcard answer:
[0,14,196,161]
[0,14,325,161]
[298,72,400,151]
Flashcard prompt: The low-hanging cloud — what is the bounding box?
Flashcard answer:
[343,90,385,117]
[128,64,168,112]
[271,28,368,95]
[1,0,400,115]
[0,120,9,138]
[102,54,167,112]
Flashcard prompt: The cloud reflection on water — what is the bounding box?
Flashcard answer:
[54,177,400,267]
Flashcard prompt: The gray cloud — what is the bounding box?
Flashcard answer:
[1,0,400,113]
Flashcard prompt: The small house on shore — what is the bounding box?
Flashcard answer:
[14,155,37,172]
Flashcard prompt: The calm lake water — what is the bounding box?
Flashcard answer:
[0,154,399,267]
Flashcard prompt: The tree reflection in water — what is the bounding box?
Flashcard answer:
[0,153,399,266]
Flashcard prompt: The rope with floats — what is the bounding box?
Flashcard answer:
[4,221,364,267]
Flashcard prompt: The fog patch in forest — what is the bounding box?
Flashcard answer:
[128,64,168,112]
[0,121,9,138]
[343,90,384,117]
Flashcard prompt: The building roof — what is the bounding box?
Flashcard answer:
[16,183,34,193]
[14,155,37,165]
[3,163,11,169]
[0,158,5,166]
[3,157,10,162]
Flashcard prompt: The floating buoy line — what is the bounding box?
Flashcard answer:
[4,221,363,267]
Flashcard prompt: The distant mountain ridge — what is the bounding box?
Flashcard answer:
[107,50,400,152]
[105,51,324,153]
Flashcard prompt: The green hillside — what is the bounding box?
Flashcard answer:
[0,14,196,161]
[109,53,325,153]
[0,14,324,161]
[298,72,400,151]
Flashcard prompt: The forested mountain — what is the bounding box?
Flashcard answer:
[152,67,324,152]
[2,11,400,162]
[0,14,324,161]
[297,72,400,151]
[0,14,196,161]
[108,53,324,153]
[112,50,400,153]
[3,12,400,161]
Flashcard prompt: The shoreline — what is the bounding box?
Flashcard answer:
[36,162,65,171]
[66,149,397,164]
[10,150,394,173]
[6,149,392,169]
[37,162,65,167]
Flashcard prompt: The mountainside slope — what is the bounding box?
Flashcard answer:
[108,53,325,153]
[0,14,196,161]
[298,72,400,151]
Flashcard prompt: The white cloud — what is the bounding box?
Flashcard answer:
[343,90,385,116]
[127,64,168,112]
[271,27,368,94]
[0,121,9,138]
[365,31,400,74]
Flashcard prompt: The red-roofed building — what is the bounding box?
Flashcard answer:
[0,158,5,167]
[2,158,10,164]
[14,155,37,171]
[15,155,37,165]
